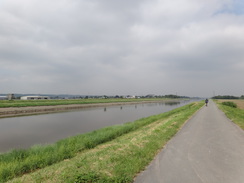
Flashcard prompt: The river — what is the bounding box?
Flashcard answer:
[0,100,194,153]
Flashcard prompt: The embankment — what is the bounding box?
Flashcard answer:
[1,101,204,183]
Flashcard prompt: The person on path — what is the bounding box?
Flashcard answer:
[205,98,209,106]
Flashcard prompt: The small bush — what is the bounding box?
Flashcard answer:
[222,101,237,108]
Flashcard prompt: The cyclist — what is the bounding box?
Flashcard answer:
[205,99,209,106]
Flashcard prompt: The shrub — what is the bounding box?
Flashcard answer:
[222,101,237,108]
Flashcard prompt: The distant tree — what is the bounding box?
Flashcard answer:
[165,94,178,98]
[212,95,239,99]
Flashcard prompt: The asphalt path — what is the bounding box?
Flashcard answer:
[134,100,244,183]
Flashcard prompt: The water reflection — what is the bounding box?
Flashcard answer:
[0,100,194,153]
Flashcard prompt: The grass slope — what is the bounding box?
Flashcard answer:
[1,101,203,183]
[216,100,244,130]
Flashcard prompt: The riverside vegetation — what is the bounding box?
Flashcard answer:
[0,101,204,183]
[0,98,179,108]
[216,100,244,130]
[0,98,186,118]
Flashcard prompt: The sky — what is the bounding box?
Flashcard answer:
[0,0,244,97]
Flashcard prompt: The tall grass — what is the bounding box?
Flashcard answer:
[1,102,203,183]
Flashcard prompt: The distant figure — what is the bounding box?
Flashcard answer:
[205,99,209,106]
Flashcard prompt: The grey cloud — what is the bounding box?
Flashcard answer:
[0,0,244,97]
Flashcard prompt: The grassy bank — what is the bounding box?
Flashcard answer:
[1,101,203,183]
[0,98,179,108]
[215,100,244,130]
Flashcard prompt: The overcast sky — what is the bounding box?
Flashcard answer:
[0,0,244,97]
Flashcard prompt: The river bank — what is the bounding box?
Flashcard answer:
[1,101,204,183]
[215,100,244,130]
[0,99,182,118]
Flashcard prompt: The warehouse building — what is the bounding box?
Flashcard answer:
[0,96,7,100]
[20,96,50,100]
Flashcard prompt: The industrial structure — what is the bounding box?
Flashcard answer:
[7,94,15,100]
[20,96,50,100]
[0,96,7,100]
[0,94,14,100]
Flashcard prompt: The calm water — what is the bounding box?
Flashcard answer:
[0,100,193,153]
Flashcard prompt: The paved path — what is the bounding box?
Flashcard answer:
[134,100,244,183]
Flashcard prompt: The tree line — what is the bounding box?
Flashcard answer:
[212,95,244,99]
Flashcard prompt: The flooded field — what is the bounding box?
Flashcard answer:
[0,100,194,153]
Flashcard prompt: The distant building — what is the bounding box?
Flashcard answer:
[7,94,15,100]
[20,96,50,100]
[126,95,136,99]
[0,96,7,100]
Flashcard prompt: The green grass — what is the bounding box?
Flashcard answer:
[1,101,204,183]
[0,98,176,108]
[216,101,244,130]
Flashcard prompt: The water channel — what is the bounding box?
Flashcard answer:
[0,100,195,153]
